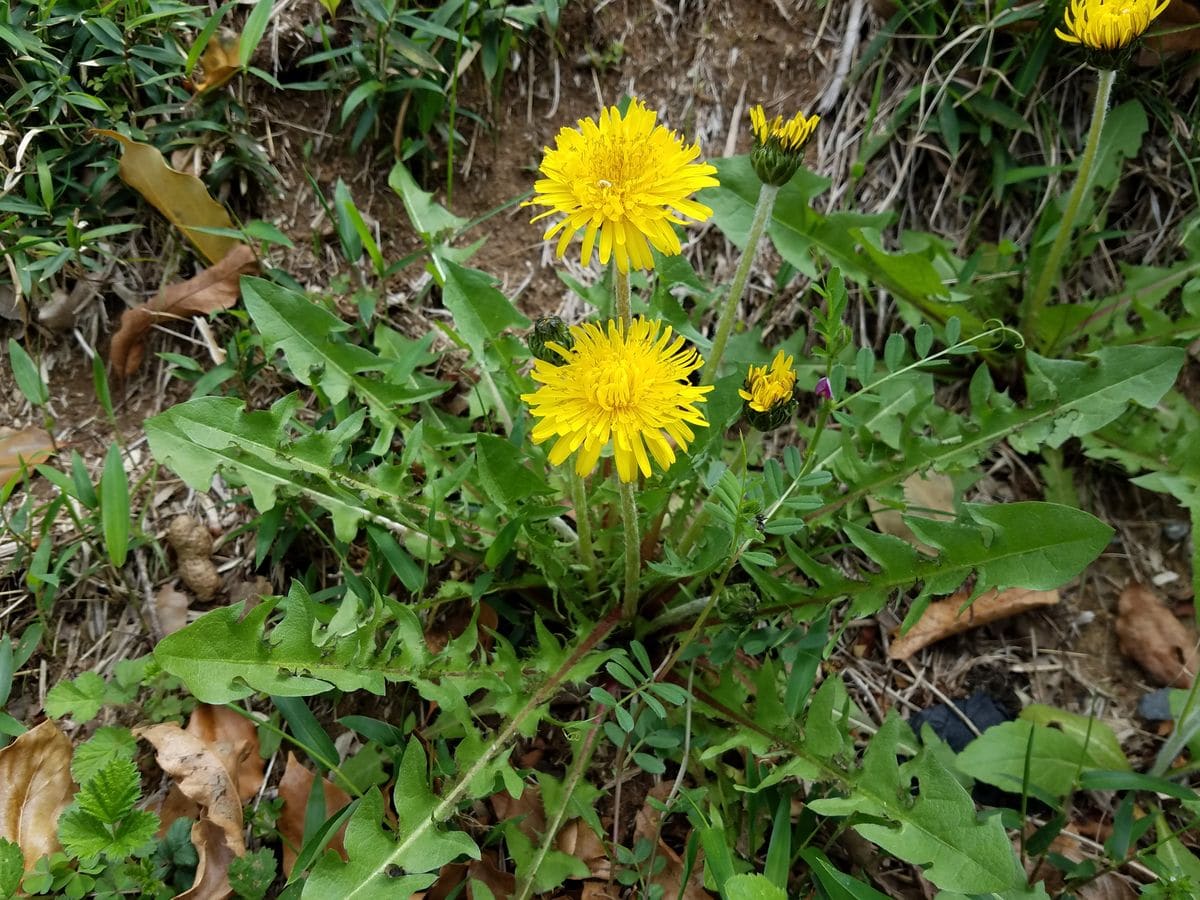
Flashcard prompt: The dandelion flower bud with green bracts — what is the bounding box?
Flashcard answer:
[527,316,574,366]
[739,350,798,431]
[522,317,713,483]
[749,104,819,187]
[1056,0,1167,63]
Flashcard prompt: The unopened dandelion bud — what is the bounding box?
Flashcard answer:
[749,104,819,187]
[718,583,760,626]
[739,350,798,432]
[528,316,574,365]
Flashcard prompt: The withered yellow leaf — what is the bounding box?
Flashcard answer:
[0,720,75,870]
[192,34,241,94]
[0,426,55,483]
[92,129,239,265]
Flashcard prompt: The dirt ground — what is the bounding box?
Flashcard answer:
[1,0,1197,875]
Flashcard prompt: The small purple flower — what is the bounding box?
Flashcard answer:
[814,376,834,401]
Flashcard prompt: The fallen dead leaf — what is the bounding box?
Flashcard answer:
[868,471,956,555]
[186,705,263,803]
[491,786,609,881]
[490,786,546,843]
[634,784,711,900]
[426,601,498,654]
[1028,832,1137,899]
[466,851,515,899]
[556,818,610,879]
[137,723,245,900]
[278,752,351,878]
[0,284,24,323]
[110,243,258,377]
[889,588,1060,660]
[191,33,241,95]
[0,427,55,484]
[1116,583,1199,688]
[92,130,240,265]
[581,883,621,900]
[155,585,191,636]
[0,720,75,870]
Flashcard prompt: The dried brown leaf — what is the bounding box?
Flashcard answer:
[889,588,1060,660]
[92,130,240,265]
[0,285,24,323]
[110,243,258,377]
[0,720,75,870]
[155,585,191,636]
[278,752,351,878]
[556,818,610,879]
[490,786,546,843]
[185,705,263,804]
[136,723,245,900]
[868,472,956,554]
[0,427,54,484]
[1116,583,1199,688]
[633,784,711,900]
[192,34,241,94]
[466,852,515,899]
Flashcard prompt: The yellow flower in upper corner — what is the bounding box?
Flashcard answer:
[1056,0,1168,52]
[739,350,798,431]
[521,317,714,483]
[749,104,819,187]
[526,99,719,274]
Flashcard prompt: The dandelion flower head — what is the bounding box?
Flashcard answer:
[521,317,713,483]
[749,105,820,153]
[748,104,819,186]
[526,99,719,273]
[1056,0,1168,51]
[739,350,797,413]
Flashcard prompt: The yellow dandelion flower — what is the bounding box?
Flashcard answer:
[739,350,797,413]
[748,104,820,187]
[749,105,820,153]
[521,317,714,483]
[1056,0,1168,51]
[525,99,719,274]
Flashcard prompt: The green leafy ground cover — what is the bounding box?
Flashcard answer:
[2,0,1200,897]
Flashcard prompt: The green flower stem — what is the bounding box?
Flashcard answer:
[702,182,780,384]
[568,469,599,595]
[619,479,640,619]
[615,266,632,327]
[514,711,603,900]
[1023,67,1116,351]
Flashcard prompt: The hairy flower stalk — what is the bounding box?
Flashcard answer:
[525,99,718,275]
[703,105,818,384]
[522,317,712,619]
[1024,0,1166,349]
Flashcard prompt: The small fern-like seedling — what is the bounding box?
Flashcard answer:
[58,757,159,861]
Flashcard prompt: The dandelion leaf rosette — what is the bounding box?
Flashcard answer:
[304,740,479,898]
[808,717,1027,895]
[154,587,387,703]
